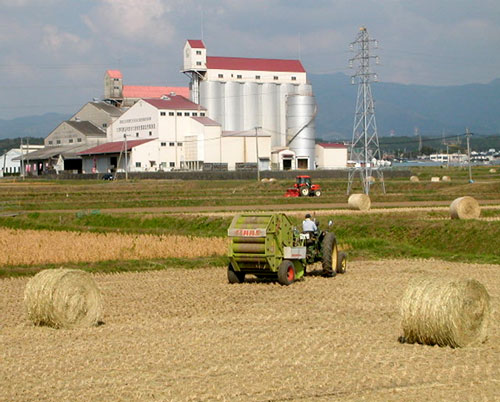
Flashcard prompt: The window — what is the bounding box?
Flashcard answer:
[161,142,166,146]
[56,140,61,144]
[135,162,141,168]
[48,141,53,145]
[103,123,107,128]
[237,74,242,79]
[169,162,175,167]
[184,112,189,116]
[160,112,166,116]
[218,74,223,78]
[169,142,175,146]
[177,112,182,116]
[196,61,202,66]
[114,86,119,89]
[136,133,139,137]
[77,138,82,142]
[169,112,174,116]
[196,50,202,55]
[255,75,261,80]
[192,112,198,116]
[291,76,297,81]
[114,78,119,82]
[69,139,73,143]
[149,131,152,136]
[177,142,183,147]
[200,112,205,116]
[273,76,279,80]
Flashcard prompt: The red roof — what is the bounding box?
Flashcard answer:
[317,142,347,149]
[123,85,189,98]
[106,70,122,79]
[191,116,220,126]
[188,39,205,49]
[78,139,154,155]
[144,96,206,111]
[206,56,305,73]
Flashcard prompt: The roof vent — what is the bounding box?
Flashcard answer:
[160,95,170,100]
[75,117,81,122]
[169,92,176,96]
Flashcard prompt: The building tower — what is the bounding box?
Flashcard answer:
[347,27,385,195]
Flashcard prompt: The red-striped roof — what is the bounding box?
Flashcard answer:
[144,96,206,111]
[123,85,189,98]
[106,70,123,79]
[206,56,305,73]
[188,39,205,49]
[78,139,154,155]
[317,142,347,149]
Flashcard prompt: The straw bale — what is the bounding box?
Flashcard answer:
[366,176,376,183]
[269,178,277,182]
[489,168,497,173]
[442,176,451,182]
[410,175,420,182]
[430,176,440,182]
[348,194,371,211]
[261,178,270,183]
[400,277,490,348]
[24,269,103,329]
[450,196,481,219]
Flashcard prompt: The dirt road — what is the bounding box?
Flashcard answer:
[1,259,498,401]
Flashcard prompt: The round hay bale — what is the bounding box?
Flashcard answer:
[261,178,270,183]
[366,176,376,183]
[430,176,440,182]
[489,168,497,173]
[269,178,277,182]
[409,175,420,182]
[24,269,103,329]
[348,193,371,211]
[400,277,490,348]
[442,175,451,182]
[450,196,481,219]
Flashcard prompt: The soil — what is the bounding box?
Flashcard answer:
[1,259,498,401]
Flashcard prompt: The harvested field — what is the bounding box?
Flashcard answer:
[0,228,227,266]
[1,259,498,401]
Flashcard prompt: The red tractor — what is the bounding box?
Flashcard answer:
[285,175,322,197]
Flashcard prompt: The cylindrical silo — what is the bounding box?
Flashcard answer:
[243,82,259,130]
[262,83,279,147]
[224,82,243,131]
[200,80,223,126]
[278,84,295,147]
[298,83,313,96]
[286,94,317,170]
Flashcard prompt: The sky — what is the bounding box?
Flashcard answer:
[0,0,499,119]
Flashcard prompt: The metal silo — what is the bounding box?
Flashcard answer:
[286,94,317,170]
[224,82,243,131]
[262,83,279,147]
[243,82,259,130]
[298,83,313,96]
[200,80,223,126]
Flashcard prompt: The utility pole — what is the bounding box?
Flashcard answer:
[255,126,261,182]
[20,138,25,180]
[123,134,128,181]
[466,128,473,183]
[347,26,385,195]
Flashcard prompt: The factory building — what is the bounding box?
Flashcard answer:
[182,40,317,170]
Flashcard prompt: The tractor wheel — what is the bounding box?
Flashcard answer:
[277,260,295,286]
[300,187,310,197]
[314,190,322,197]
[336,251,347,274]
[321,232,338,276]
[227,263,245,284]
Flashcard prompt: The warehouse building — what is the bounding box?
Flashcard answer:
[182,40,317,170]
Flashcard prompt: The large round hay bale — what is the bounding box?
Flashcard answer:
[430,176,440,182]
[450,196,480,219]
[348,193,371,211]
[400,277,490,348]
[366,176,376,183]
[409,175,419,182]
[24,269,103,329]
[269,178,277,182]
[261,178,270,183]
[489,168,497,173]
[442,175,451,182]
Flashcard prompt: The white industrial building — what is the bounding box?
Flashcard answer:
[0,145,44,176]
[182,40,318,170]
[315,143,348,169]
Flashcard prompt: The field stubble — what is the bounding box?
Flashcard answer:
[0,259,498,401]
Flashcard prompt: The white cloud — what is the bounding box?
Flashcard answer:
[41,25,90,54]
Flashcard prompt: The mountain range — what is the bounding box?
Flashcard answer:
[1,74,499,141]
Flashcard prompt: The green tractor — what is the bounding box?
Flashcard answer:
[227,213,347,285]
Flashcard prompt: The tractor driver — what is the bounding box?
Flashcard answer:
[302,213,318,233]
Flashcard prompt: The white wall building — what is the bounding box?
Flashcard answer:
[0,145,44,176]
[315,143,348,169]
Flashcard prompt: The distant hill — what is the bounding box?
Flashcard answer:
[309,73,500,140]
[0,113,70,140]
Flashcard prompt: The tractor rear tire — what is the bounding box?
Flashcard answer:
[336,251,347,274]
[300,187,310,197]
[321,232,338,277]
[227,263,245,284]
[277,260,295,286]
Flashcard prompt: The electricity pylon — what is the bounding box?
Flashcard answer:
[347,26,385,195]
